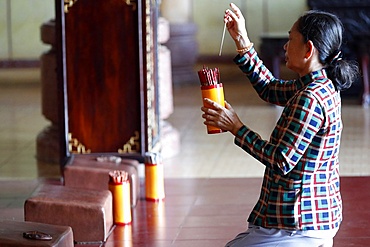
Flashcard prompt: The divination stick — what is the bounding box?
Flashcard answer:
[218,22,226,56]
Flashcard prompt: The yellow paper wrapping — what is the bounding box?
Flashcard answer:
[109,181,132,225]
[201,83,226,134]
[145,163,165,201]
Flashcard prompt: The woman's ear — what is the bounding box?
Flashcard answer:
[305,40,315,59]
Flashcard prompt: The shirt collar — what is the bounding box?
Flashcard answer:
[299,69,328,86]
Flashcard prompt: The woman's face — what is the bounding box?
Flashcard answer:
[284,21,308,75]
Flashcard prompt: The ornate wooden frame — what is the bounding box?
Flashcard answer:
[55,0,159,166]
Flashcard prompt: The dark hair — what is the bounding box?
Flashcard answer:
[297,10,359,91]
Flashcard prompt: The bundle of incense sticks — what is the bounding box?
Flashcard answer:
[109,170,128,184]
[197,66,221,86]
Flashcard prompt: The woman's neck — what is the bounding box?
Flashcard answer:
[298,59,324,77]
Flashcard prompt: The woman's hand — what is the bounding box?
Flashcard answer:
[201,98,244,136]
[225,3,251,50]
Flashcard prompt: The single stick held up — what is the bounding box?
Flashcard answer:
[218,22,226,56]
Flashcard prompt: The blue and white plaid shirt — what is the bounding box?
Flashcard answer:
[233,48,342,231]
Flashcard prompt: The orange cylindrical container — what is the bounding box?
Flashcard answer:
[145,162,165,202]
[109,180,132,225]
[201,83,226,134]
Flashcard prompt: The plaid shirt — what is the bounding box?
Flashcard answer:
[233,48,342,231]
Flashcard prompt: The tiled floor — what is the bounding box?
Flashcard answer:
[0,64,370,246]
[1,177,370,246]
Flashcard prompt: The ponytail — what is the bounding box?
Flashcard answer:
[326,59,359,91]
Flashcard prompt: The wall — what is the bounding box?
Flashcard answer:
[0,0,307,60]
[193,0,308,55]
[0,0,54,60]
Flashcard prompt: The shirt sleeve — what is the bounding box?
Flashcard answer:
[234,90,325,175]
[233,48,305,106]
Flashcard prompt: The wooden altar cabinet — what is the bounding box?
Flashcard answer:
[55,0,160,167]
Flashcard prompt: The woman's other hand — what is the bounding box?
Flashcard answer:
[201,98,244,136]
